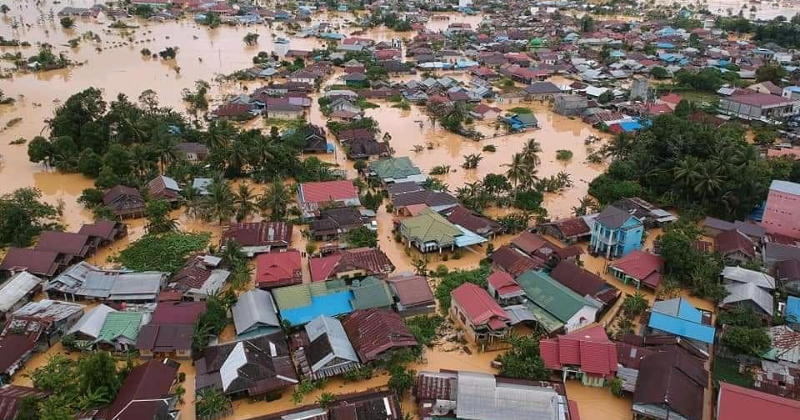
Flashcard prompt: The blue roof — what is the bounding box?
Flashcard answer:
[787,296,800,323]
[619,120,643,132]
[279,290,354,325]
[657,42,676,49]
[649,312,716,344]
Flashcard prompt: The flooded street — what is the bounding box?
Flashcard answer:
[0,3,711,420]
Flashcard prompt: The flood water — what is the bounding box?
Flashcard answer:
[1,3,711,420]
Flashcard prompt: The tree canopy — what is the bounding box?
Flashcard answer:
[0,188,63,247]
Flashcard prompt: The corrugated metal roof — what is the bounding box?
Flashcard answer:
[96,311,143,344]
[455,371,560,420]
[0,272,41,313]
[233,289,280,336]
[722,282,774,316]
[68,304,117,339]
[648,312,716,344]
[516,270,593,323]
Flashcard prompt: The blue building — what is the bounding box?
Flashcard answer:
[648,297,715,354]
[589,205,643,259]
[787,296,800,328]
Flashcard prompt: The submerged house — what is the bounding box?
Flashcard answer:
[385,273,436,316]
[232,289,281,340]
[450,283,510,344]
[540,325,618,387]
[219,222,293,257]
[102,185,146,219]
[399,208,486,253]
[341,309,418,363]
[608,251,665,290]
[589,205,644,259]
[647,298,715,356]
[104,359,181,420]
[195,332,298,399]
[294,315,361,380]
[632,347,708,420]
[511,270,601,334]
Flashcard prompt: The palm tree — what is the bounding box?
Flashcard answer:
[673,157,700,197]
[602,132,633,160]
[693,162,724,202]
[233,183,257,222]
[202,177,235,225]
[182,186,203,219]
[258,179,290,221]
[521,139,542,168]
[206,120,237,150]
[504,152,536,194]
[462,153,483,169]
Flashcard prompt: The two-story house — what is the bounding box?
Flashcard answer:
[589,205,644,259]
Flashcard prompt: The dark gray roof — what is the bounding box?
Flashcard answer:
[595,205,633,229]
[523,82,561,95]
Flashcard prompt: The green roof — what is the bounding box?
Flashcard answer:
[400,208,461,247]
[272,280,349,310]
[369,157,421,180]
[95,312,143,344]
[350,277,393,310]
[516,270,588,322]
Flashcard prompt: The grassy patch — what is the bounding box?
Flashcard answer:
[712,357,754,388]
[113,231,210,273]
[509,106,533,115]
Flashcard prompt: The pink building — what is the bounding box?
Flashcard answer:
[762,180,800,239]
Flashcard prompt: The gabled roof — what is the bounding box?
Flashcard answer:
[609,250,664,289]
[256,250,302,288]
[539,325,618,376]
[400,208,462,247]
[489,245,544,277]
[717,381,800,420]
[68,304,117,339]
[106,360,179,420]
[649,298,716,344]
[233,289,280,336]
[722,282,774,316]
[195,333,298,396]
[96,311,143,344]
[304,315,359,372]
[516,270,595,323]
[220,222,293,248]
[349,277,394,310]
[341,309,418,363]
[149,301,206,325]
[715,229,756,258]
[634,348,708,420]
[487,271,522,297]
[450,282,509,327]
[0,271,41,313]
[0,248,61,278]
[298,180,359,205]
[309,248,394,282]
[385,274,434,308]
[721,266,775,289]
[392,190,458,209]
[369,157,422,180]
[550,261,618,304]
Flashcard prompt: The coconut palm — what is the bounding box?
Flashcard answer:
[182,186,203,220]
[461,153,483,169]
[201,177,235,225]
[258,179,290,221]
[206,120,238,149]
[520,139,542,168]
[693,162,724,202]
[504,152,535,192]
[233,183,258,222]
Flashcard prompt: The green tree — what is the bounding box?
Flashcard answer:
[610,377,624,397]
[650,66,669,79]
[345,226,378,248]
[94,166,122,189]
[77,149,103,177]
[258,179,290,221]
[76,352,124,404]
[28,136,56,167]
[722,326,771,357]
[16,396,41,420]
[0,188,62,247]
[316,392,335,408]
[621,292,649,317]
[674,99,693,118]
[202,177,234,224]
[233,183,257,222]
[755,62,787,84]
[146,199,178,234]
[196,388,231,419]
[388,365,416,396]
[495,334,549,380]
[59,17,75,29]
[461,153,483,169]
[243,32,260,45]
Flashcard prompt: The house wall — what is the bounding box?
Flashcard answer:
[762,189,800,239]
[590,217,643,259]
[565,306,598,332]
[449,301,478,343]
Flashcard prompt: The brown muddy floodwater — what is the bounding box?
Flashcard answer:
[1,3,644,420]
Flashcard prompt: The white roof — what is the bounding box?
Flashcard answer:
[722,282,774,316]
[232,289,280,335]
[770,180,800,196]
[0,271,42,313]
[455,371,563,420]
[68,304,117,339]
[220,341,247,391]
[585,86,608,97]
[721,266,775,290]
[305,315,359,371]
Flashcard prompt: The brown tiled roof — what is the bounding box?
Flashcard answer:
[547,216,591,237]
[715,229,756,258]
[489,246,544,277]
[150,301,206,325]
[34,231,93,258]
[550,261,618,304]
[634,348,708,420]
[392,190,458,209]
[102,185,145,215]
[341,309,417,363]
[385,274,434,308]
[445,206,502,236]
[220,222,293,248]
[105,360,179,420]
[78,220,126,242]
[135,324,193,353]
[0,248,61,277]
[309,248,394,282]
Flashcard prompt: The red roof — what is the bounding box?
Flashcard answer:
[714,229,756,258]
[539,325,618,377]
[609,250,664,289]
[548,216,591,237]
[385,274,434,307]
[451,283,509,327]
[487,271,522,297]
[659,93,682,104]
[717,382,800,420]
[0,386,48,420]
[728,93,791,107]
[256,250,302,288]
[299,180,358,205]
[220,222,293,248]
[0,334,36,375]
[341,309,418,363]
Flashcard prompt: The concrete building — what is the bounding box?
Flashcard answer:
[762,180,800,239]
